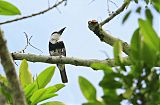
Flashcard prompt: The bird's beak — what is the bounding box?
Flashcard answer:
[58,27,66,35]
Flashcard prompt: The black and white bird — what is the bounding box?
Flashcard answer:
[49,27,68,83]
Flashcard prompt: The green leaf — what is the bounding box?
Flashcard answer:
[30,85,63,105]
[102,89,121,105]
[41,101,66,105]
[99,75,122,89]
[153,1,160,13]
[30,88,46,105]
[45,84,65,94]
[134,0,138,3]
[139,18,159,51]
[90,63,113,73]
[79,76,97,102]
[32,93,57,105]
[19,59,33,88]
[0,0,21,16]
[114,40,122,65]
[145,9,153,25]
[138,19,159,67]
[136,7,141,14]
[35,66,55,88]
[123,88,133,99]
[145,0,149,4]
[130,28,143,68]
[24,66,56,99]
[24,83,37,99]
[122,10,131,24]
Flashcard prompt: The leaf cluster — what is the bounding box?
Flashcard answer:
[122,0,160,24]
[79,7,160,105]
[0,59,65,105]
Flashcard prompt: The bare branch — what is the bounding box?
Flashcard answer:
[0,0,65,25]
[19,32,29,53]
[48,0,50,8]
[88,0,96,5]
[107,0,118,15]
[27,35,43,54]
[108,0,118,8]
[88,20,130,55]
[0,30,26,105]
[12,53,131,68]
[100,1,129,26]
[107,0,111,15]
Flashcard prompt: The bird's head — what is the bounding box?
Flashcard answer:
[50,27,66,43]
[51,27,66,35]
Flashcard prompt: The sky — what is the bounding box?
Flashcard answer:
[0,0,159,105]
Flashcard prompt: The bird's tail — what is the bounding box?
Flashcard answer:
[57,64,68,83]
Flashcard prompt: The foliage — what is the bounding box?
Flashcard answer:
[79,2,160,104]
[79,76,97,102]
[0,0,21,16]
[122,0,160,24]
[78,76,105,105]
[19,59,33,88]
[0,60,65,105]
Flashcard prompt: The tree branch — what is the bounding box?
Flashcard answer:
[11,53,160,69]
[0,0,65,25]
[88,20,130,55]
[100,1,129,26]
[0,30,26,105]
[12,53,131,68]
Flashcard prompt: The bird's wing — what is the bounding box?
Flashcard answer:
[49,41,66,56]
[57,41,66,56]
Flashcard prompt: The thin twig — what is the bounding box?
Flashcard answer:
[19,32,29,53]
[88,0,96,5]
[29,44,43,54]
[48,0,50,8]
[28,37,43,54]
[56,7,62,14]
[107,0,111,15]
[19,32,43,54]
[100,50,110,59]
[109,0,118,8]
[0,0,65,25]
[100,1,128,26]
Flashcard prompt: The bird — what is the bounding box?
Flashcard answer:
[49,27,68,83]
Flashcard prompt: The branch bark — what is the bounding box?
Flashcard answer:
[100,1,129,26]
[11,52,160,69]
[0,0,65,25]
[12,53,131,68]
[0,30,26,105]
[88,20,130,55]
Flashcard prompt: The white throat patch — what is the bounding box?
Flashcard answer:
[50,33,61,44]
